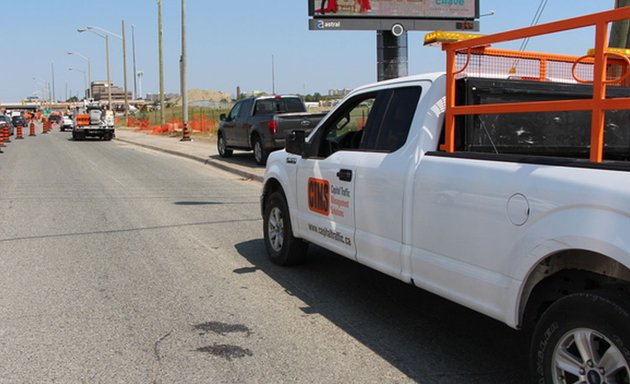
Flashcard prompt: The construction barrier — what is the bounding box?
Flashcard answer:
[127,116,218,136]
[15,125,24,139]
[29,122,36,137]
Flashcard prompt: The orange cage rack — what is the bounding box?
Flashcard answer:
[434,6,630,163]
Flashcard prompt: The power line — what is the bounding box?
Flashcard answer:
[518,0,549,52]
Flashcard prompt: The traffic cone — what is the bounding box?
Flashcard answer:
[2,127,11,143]
[29,122,36,136]
[16,125,24,139]
[181,121,192,142]
[42,122,50,134]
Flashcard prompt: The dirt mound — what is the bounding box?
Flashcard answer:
[172,89,231,105]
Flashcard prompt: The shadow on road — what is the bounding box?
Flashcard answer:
[235,239,530,384]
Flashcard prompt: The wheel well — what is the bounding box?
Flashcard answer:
[250,131,260,146]
[261,178,284,217]
[520,250,630,330]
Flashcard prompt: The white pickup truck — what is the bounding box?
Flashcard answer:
[261,8,630,383]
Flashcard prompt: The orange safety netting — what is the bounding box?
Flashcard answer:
[124,115,218,136]
[454,47,629,85]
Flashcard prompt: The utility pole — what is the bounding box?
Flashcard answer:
[158,0,165,126]
[51,62,56,103]
[180,0,191,141]
[272,55,275,95]
[610,0,630,48]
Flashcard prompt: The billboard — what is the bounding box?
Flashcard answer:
[308,0,478,20]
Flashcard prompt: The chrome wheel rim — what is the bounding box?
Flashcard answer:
[267,206,284,252]
[218,137,226,155]
[552,328,630,384]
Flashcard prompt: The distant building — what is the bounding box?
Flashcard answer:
[328,88,352,97]
[90,81,131,102]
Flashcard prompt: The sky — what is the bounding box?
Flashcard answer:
[0,1,619,102]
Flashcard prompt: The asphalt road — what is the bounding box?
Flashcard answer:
[0,131,529,383]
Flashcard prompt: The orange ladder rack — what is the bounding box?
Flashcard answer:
[440,6,630,163]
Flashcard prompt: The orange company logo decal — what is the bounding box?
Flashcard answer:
[308,178,330,216]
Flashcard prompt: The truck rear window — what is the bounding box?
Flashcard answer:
[456,78,630,161]
[254,98,306,115]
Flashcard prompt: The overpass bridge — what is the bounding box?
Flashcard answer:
[0,99,148,113]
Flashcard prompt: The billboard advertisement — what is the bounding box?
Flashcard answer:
[308,0,478,19]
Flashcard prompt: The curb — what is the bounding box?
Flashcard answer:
[115,137,264,183]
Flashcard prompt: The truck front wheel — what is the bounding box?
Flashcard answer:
[253,136,268,165]
[217,134,232,157]
[531,290,630,384]
[263,192,307,266]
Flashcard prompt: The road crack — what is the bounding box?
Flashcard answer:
[152,330,172,384]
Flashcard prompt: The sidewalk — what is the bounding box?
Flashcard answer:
[114,128,265,182]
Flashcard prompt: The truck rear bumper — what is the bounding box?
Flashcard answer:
[74,128,115,136]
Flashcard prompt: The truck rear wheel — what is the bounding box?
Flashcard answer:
[531,290,630,384]
[263,191,307,266]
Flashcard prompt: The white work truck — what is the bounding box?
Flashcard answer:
[261,8,630,383]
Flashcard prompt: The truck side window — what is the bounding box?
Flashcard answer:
[238,99,253,119]
[254,100,273,115]
[361,86,422,152]
[314,93,377,157]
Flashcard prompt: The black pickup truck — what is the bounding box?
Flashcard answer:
[217,95,326,165]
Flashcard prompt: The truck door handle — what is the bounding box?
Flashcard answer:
[337,169,353,182]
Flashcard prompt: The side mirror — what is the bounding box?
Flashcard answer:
[219,113,227,121]
[285,130,306,157]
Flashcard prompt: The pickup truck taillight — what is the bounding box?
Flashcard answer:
[267,120,277,136]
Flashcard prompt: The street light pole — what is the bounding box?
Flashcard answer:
[78,25,129,114]
[105,34,112,110]
[68,68,87,99]
[77,28,112,110]
[122,19,129,124]
[67,51,92,99]
[132,24,138,99]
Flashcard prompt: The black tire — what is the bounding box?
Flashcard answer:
[531,290,630,384]
[263,191,307,266]
[217,133,233,157]
[253,135,268,166]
